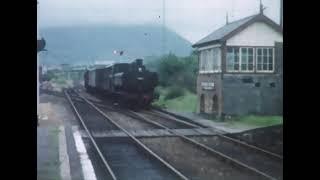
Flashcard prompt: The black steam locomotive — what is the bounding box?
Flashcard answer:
[84,59,158,108]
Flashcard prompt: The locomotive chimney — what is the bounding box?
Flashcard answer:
[136,59,143,66]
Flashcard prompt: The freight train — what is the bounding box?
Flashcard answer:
[84,59,158,108]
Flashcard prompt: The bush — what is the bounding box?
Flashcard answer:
[164,86,185,100]
[144,53,198,93]
[51,76,67,85]
[42,71,57,81]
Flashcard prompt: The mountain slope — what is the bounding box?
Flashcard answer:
[39,24,192,65]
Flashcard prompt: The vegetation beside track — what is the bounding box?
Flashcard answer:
[41,70,75,91]
[152,86,197,113]
[145,52,198,94]
[225,115,283,127]
[202,114,283,128]
[147,52,198,113]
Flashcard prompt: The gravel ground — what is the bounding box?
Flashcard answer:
[104,110,159,131]
[77,90,103,103]
[139,112,192,129]
[82,138,115,180]
[190,135,283,179]
[73,100,119,132]
[95,137,179,180]
[139,136,266,180]
[227,125,283,155]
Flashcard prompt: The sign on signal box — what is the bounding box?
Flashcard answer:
[201,82,214,90]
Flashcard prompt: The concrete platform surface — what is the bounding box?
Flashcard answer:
[38,93,85,180]
[37,126,62,180]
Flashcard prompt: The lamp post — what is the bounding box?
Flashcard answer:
[162,0,166,56]
[37,1,40,124]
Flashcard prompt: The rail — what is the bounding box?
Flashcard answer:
[64,90,117,180]
[73,90,190,180]
[128,111,278,180]
[150,109,283,160]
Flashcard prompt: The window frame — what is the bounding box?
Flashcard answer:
[212,47,222,73]
[255,47,275,73]
[226,47,240,72]
[226,47,255,73]
[199,50,206,72]
[226,46,275,73]
[239,47,255,73]
[199,47,222,74]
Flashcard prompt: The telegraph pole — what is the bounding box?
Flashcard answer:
[162,0,166,56]
[280,0,283,28]
[226,12,229,25]
[37,1,40,121]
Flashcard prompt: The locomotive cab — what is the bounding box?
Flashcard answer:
[112,63,129,90]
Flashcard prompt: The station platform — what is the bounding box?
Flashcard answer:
[37,126,62,180]
[37,93,86,180]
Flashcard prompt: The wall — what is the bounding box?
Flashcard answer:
[227,22,283,46]
[222,74,282,115]
[196,73,222,115]
[221,42,283,115]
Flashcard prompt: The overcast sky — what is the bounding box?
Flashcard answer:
[38,0,281,43]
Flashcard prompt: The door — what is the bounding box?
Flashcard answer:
[200,94,205,113]
[212,95,218,113]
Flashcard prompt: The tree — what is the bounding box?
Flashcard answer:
[148,53,198,93]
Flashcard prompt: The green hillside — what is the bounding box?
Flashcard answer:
[39,24,192,65]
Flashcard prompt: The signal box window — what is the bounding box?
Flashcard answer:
[199,47,221,73]
[256,48,274,72]
[226,47,240,72]
[241,47,254,72]
[227,47,254,72]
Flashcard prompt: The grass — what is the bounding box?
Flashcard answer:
[52,77,67,85]
[153,86,197,112]
[225,115,283,128]
[152,86,282,129]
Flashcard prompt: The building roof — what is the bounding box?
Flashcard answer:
[192,13,282,48]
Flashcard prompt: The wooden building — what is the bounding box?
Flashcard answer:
[192,11,283,117]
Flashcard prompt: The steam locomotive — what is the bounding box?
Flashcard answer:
[84,59,158,108]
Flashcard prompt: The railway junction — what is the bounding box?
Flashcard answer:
[37,87,283,180]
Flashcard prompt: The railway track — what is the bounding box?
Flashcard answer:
[145,109,283,159]
[65,89,189,180]
[134,110,283,179]
[75,92,279,158]
[151,108,284,157]
[124,111,280,180]
[69,89,282,180]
